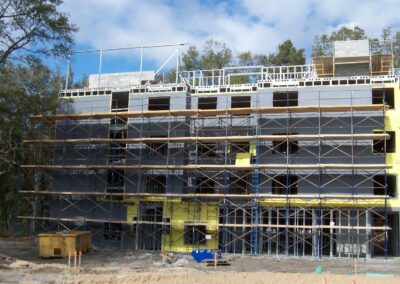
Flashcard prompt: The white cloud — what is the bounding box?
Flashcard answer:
[62,0,400,69]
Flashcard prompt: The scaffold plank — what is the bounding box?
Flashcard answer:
[30,104,387,121]
[18,190,390,199]
[20,163,390,170]
[22,133,390,144]
[17,216,390,230]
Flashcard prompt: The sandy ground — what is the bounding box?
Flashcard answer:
[1,239,400,283]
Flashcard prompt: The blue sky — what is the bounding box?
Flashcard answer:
[60,0,400,82]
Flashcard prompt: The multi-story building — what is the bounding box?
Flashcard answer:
[21,40,400,258]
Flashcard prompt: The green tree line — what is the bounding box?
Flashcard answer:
[0,0,76,236]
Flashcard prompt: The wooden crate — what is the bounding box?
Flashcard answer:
[38,231,92,258]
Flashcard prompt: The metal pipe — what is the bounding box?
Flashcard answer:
[139,46,144,83]
[65,57,71,91]
[72,43,188,54]
[98,50,103,89]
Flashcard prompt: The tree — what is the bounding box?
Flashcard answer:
[0,0,78,65]
[330,26,367,41]
[254,54,275,66]
[230,51,274,84]
[392,31,400,68]
[374,27,400,68]
[181,46,200,71]
[72,74,88,89]
[0,58,63,174]
[0,0,76,235]
[200,39,233,69]
[230,52,253,84]
[160,67,177,84]
[236,41,305,68]
[238,51,253,66]
[273,40,305,66]
[0,58,65,235]
[180,40,233,71]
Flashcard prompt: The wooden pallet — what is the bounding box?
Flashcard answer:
[205,259,231,266]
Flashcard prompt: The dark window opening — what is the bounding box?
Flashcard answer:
[142,207,163,222]
[195,177,215,194]
[373,131,395,153]
[53,248,61,255]
[148,97,170,111]
[109,130,127,139]
[372,212,395,256]
[111,92,129,111]
[198,97,217,109]
[107,170,125,187]
[106,170,125,200]
[197,143,217,157]
[147,136,168,156]
[103,223,122,240]
[272,133,298,155]
[374,175,396,197]
[110,117,127,125]
[272,175,298,195]
[231,142,250,154]
[372,88,394,109]
[184,225,207,245]
[145,175,166,193]
[108,143,126,163]
[231,96,251,108]
[273,92,298,107]
[230,175,250,194]
[147,142,168,156]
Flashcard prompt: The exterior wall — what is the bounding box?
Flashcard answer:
[385,83,400,210]
[334,40,370,57]
[193,85,375,108]
[335,63,370,77]
[61,95,111,114]
[128,91,188,112]
[88,71,155,88]
[384,83,400,256]
[46,83,396,255]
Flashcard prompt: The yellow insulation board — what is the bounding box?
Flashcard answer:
[250,141,257,156]
[126,202,138,222]
[235,152,251,166]
[384,83,400,208]
[162,201,219,253]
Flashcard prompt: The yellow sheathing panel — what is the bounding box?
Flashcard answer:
[384,83,400,209]
[250,141,257,156]
[126,203,138,222]
[235,152,251,166]
[162,201,218,253]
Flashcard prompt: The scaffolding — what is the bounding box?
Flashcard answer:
[19,76,397,258]
[17,40,400,258]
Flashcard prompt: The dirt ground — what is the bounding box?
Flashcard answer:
[1,239,400,283]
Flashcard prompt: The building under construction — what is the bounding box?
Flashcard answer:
[20,40,400,258]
